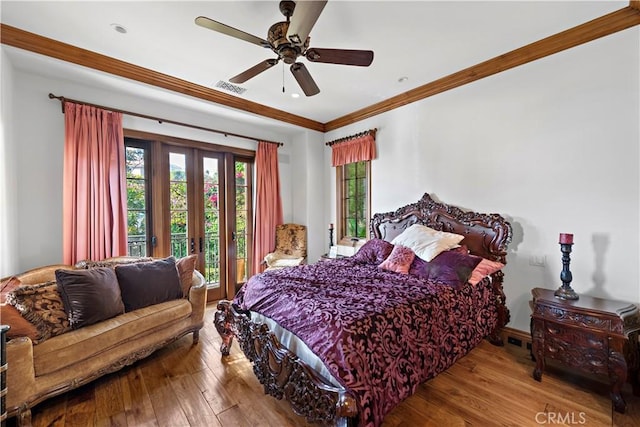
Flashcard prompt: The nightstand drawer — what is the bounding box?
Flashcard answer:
[543,323,609,374]
[536,303,611,332]
[544,322,607,350]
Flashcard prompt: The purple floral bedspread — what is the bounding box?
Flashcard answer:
[235,258,498,427]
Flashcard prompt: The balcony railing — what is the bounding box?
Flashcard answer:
[127,233,247,285]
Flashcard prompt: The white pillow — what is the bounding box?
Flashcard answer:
[391,224,464,262]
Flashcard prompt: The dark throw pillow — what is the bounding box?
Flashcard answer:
[409,249,483,289]
[55,267,125,329]
[351,239,394,264]
[115,257,183,312]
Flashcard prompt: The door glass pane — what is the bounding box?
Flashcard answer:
[169,153,189,258]
[235,161,249,284]
[125,145,148,256]
[203,157,221,286]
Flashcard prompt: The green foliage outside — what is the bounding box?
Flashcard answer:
[125,147,249,281]
[345,161,367,238]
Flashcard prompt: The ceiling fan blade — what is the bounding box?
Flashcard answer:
[229,59,279,84]
[195,16,269,48]
[286,1,327,46]
[305,48,374,66]
[290,63,320,96]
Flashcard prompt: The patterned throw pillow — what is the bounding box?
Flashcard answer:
[5,281,71,343]
[1,275,39,341]
[378,245,416,274]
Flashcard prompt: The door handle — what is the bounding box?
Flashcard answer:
[190,238,195,254]
[199,237,203,253]
[231,231,236,242]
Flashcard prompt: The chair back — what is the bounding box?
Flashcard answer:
[274,224,307,258]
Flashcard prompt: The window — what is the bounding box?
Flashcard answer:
[125,142,150,257]
[337,160,371,242]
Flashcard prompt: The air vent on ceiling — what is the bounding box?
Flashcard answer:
[215,80,247,95]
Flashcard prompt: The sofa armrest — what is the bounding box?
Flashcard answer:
[188,270,207,322]
[6,337,36,410]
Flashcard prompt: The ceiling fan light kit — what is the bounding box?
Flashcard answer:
[195,0,373,97]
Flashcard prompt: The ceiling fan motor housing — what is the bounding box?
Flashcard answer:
[268,21,307,64]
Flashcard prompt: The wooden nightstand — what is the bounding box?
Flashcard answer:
[530,288,640,413]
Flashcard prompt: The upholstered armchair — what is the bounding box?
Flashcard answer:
[264,224,307,270]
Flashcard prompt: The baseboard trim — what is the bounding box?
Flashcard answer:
[501,327,532,350]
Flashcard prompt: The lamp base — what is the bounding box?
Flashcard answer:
[554,286,579,300]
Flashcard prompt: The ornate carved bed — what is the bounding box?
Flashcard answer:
[214,193,512,426]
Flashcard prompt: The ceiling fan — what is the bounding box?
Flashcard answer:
[195,0,374,97]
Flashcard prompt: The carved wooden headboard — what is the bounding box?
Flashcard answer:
[370,193,512,263]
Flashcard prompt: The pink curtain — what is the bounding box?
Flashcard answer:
[331,134,376,167]
[252,142,283,275]
[62,102,128,265]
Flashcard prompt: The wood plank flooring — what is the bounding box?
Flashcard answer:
[9,304,639,427]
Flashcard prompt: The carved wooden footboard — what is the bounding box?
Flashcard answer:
[214,300,358,426]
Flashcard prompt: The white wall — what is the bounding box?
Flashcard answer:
[0,49,19,277]
[3,26,638,334]
[325,28,640,332]
[4,62,308,273]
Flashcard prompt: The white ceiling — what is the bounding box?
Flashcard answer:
[0,1,626,128]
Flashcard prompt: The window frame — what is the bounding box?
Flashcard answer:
[336,160,371,245]
[124,138,153,257]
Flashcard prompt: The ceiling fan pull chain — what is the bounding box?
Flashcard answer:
[282,62,285,93]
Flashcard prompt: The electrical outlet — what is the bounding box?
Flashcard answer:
[507,336,522,347]
[529,255,546,267]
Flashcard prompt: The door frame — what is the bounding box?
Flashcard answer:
[124,129,255,302]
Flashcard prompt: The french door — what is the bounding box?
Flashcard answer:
[124,135,252,302]
[165,147,252,301]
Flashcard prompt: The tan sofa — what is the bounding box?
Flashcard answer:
[3,258,207,426]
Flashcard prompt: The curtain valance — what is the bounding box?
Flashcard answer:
[329,130,377,167]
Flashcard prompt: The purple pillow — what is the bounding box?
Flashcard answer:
[409,249,482,289]
[115,257,183,312]
[352,239,394,264]
[379,245,416,274]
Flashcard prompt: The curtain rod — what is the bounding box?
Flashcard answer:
[48,93,284,147]
[325,128,377,146]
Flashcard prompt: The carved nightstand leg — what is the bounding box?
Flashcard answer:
[627,332,640,396]
[531,319,545,381]
[609,350,627,413]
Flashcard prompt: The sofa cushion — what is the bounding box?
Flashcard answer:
[5,281,71,344]
[176,254,198,297]
[115,257,183,312]
[55,268,125,329]
[32,298,192,377]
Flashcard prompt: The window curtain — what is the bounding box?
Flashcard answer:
[252,141,283,275]
[62,102,128,265]
[331,133,376,167]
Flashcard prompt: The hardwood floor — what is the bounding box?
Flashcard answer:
[10,304,639,427]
